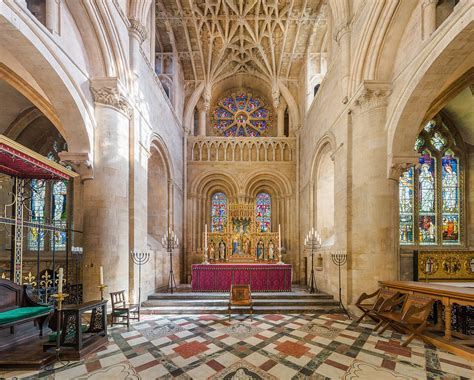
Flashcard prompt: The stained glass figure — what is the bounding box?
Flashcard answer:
[442,150,459,244]
[399,167,414,244]
[419,215,436,244]
[52,181,67,250]
[29,179,46,250]
[414,137,424,152]
[431,131,447,151]
[211,90,272,136]
[419,152,436,244]
[256,193,271,232]
[211,192,227,232]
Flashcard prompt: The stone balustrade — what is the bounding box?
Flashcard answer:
[188,137,296,162]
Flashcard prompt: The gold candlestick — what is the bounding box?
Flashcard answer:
[98,284,108,300]
[52,292,68,310]
[52,292,69,358]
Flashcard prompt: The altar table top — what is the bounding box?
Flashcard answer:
[191,264,292,292]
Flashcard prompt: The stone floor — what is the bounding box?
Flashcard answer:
[1,313,473,379]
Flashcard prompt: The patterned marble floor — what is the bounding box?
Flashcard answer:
[1,313,473,379]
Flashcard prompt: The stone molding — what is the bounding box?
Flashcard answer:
[58,152,94,181]
[351,81,392,115]
[90,79,133,118]
[387,154,420,181]
[129,18,147,43]
[422,0,438,8]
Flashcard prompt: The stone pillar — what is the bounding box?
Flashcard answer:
[82,79,132,302]
[349,82,396,303]
[197,103,208,136]
[422,0,438,40]
[277,97,286,137]
[45,0,59,34]
[335,24,351,101]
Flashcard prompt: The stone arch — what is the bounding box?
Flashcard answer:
[387,13,474,175]
[191,171,239,203]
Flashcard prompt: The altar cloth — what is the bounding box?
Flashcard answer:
[191,264,292,292]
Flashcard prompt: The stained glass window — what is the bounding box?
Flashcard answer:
[399,118,463,246]
[256,193,271,232]
[211,90,272,137]
[442,150,459,244]
[418,151,437,244]
[399,167,414,244]
[51,181,67,250]
[211,192,227,232]
[29,179,46,250]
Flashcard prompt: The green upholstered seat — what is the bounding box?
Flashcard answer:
[0,306,51,325]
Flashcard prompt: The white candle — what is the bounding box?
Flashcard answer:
[58,268,63,294]
[99,266,104,285]
[278,224,282,249]
[204,224,208,249]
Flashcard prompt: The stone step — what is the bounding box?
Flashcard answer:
[141,305,341,315]
[147,292,332,300]
[142,298,338,308]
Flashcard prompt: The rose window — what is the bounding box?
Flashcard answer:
[211,91,272,137]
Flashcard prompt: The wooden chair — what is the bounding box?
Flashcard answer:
[110,290,139,329]
[375,294,434,347]
[228,284,253,322]
[355,288,402,324]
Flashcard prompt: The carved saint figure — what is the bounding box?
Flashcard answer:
[268,240,275,260]
[256,239,264,260]
[219,241,226,260]
[209,241,215,260]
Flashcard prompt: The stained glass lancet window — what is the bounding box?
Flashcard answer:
[29,179,46,250]
[399,167,414,244]
[442,150,459,244]
[256,193,271,232]
[211,90,272,137]
[418,151,437,245]
[399,118,463,246]
[51,181,67,250]
[211,192,227,232]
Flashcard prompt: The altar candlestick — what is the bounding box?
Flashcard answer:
[58,267,63,294]
[99,266,104,285]
[278,224,282,249]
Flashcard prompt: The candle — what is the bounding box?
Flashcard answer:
[58,267,63,294]
[100,266,104,285]
[278,224,282,249]
[204,224,208,249]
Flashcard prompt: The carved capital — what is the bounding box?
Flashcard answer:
[129,18,148,43]
[58,152,93,182]
[334,22,350,43]
[90,78,132,118]
[388,154,420,181]
[351,81,392,114]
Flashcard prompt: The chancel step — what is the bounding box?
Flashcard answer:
[143,289,339,315]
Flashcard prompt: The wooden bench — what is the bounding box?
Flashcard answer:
[0,279,53,337]
[355,288,402,324]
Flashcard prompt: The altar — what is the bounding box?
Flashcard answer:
[191,264,292,292]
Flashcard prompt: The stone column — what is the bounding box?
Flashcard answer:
[277,97,286,137]
[348,82,397,303]
[335,24,351,102]
[422,0,438,40]
[45,0,59,34]
[82,79,132,302]
[197,103,208,136]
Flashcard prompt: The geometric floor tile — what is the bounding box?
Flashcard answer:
[2,313,473,379]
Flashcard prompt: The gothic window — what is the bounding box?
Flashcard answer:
[211,192,227,232]
[211,90,272,137]
[52,181,67,250]
[256,193,271,232]
[399,118,463,246]
[29,179,46,250]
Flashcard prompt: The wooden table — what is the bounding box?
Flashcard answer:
[380,281,474,361]
[44,300,108,360]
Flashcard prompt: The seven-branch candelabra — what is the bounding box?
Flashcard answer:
[130,250,151,312]
[304,228,321,294]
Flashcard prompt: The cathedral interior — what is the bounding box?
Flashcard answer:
[0,0,473,378]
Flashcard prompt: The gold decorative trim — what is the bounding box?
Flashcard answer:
[418,251,474,281]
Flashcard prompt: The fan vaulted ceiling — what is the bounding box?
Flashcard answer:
[155,0,325,84]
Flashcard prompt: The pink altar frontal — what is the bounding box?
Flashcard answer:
[191,264,292,292]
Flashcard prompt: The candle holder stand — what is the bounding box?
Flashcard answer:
[52,292,68,360]
[97,284,108,301]
[304,229,321,294]
[130,251,150,313]
[331,251,351,319]
[161,230,179,294]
